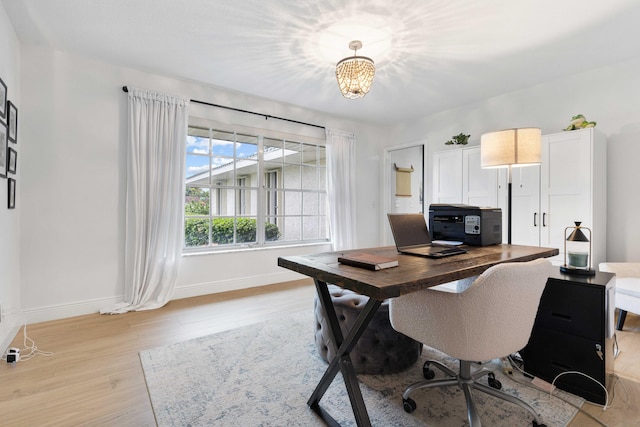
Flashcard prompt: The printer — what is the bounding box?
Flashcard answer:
[428,204,502,246]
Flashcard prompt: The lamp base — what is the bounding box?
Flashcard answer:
[560,265,596,276]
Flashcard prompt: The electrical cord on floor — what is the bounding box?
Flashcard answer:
[2,310,53,363]
[18,322,54,361]
[551,371,609,410]
[508,354,613,409]
[505,355,613,427]
[606,373,630,410]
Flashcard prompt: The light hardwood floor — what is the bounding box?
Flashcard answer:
[1,279,638,426]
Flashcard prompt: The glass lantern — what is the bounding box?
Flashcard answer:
[560,221,596,276]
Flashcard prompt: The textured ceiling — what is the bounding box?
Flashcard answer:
[3,0,640,125]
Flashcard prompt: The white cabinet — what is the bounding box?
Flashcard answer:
[432,149,462,204]
[462,147,499,208]
[431,128,607,267]
[506,128,606,265]
[432,146,498,207]
[507,165,541,247]
[538,128,607,266]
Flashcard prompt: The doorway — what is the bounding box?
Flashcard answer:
[383,144,425,245]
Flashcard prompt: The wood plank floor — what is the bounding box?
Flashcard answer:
[1,279,638,426]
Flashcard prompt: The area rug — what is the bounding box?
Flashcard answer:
[140,311,583,426]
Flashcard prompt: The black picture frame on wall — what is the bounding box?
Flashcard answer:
[8,147,17,174]
[7,101,17,143]
[0,120,7,178]
[0,77,6,120]
[8,177,16,209]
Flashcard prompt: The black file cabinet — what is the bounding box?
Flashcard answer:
[520,270,615,405]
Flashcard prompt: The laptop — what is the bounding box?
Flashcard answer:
[387,213,467,258]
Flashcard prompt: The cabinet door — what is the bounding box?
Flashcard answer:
[540,130,592,260]
[462,147,498,207]
[510,165,541,246]
[432,150,462,204]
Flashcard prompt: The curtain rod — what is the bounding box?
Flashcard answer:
[122,86,325,130]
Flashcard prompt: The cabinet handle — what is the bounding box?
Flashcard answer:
[533,213,537,227]
[543,213,547,227]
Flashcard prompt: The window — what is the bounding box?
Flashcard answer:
[184,123,328,251]
[265,170,278,224]
[236,177,247,215]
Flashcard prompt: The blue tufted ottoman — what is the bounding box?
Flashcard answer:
[314,284,422,374]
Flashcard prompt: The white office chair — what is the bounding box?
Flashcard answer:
[599,262,640,330]
[390,258,553,427]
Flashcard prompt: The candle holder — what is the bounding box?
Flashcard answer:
[560,221,596,276]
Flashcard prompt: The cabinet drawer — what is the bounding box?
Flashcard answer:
[521,328,607,404]
[534,278,604,340]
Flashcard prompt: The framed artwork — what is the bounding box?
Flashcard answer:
[7,100,17,143]
[8,177,15,209]
[8,147,17,174]
[0,77,6,120]
[0,120,7,178]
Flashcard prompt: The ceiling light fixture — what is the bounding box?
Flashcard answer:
[335,40,375,99]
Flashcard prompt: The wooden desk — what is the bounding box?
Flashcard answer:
[278,244,558,427]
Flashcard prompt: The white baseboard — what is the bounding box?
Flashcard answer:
[172,270,306,300]
[14,271,307,326]
[22,296,122,325]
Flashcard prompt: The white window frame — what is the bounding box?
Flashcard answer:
[265,170,279,224]
[184,119,329,252]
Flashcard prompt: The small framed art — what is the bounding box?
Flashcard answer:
[0,120,7,178]
[8,177,15,209]
[8,100,17,143]
[8,147,16,174]
[0,77,6,120]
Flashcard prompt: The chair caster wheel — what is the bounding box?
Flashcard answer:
[422,361,435,379]
[403,398,417,413]
[488,372,502,390]
[532,421,546,427]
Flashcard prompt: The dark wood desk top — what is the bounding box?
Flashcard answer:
[278,245,559,300]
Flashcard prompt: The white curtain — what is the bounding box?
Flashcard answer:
[325,128,357,251]
[102,88,189,314]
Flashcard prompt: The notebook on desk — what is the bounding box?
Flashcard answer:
[387,213,468,258]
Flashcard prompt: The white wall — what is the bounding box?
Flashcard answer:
[13,22,639,329]
[0,2,22,352]
[386,56,640,262]
[18,45,386,323]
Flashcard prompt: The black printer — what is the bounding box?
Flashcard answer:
[428,204,502,246]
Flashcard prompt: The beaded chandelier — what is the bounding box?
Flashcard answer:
[335,40,375,99]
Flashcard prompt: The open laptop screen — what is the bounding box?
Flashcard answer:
[387,213,432,249]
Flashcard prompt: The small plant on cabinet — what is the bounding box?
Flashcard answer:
[445,133,470,145]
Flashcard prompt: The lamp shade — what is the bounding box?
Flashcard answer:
[480,128,542,168]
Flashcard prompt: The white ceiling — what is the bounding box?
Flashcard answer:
[4,0,640,125]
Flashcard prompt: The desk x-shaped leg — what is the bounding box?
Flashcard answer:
[308,279,383,427]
